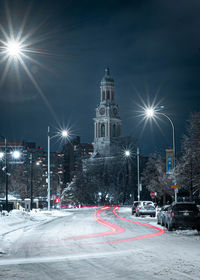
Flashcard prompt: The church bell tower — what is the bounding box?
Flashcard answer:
[93,68,122,157]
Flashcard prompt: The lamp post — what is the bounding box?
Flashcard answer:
[0,137,22,211]
[48,126,51,211]
[0,136,8,211]
[137,147,140,201]
[30,152,33,210]
[47,126,69,211]
[145,108,177,201]
[124,148,140,202]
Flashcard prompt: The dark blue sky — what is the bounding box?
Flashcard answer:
[0,0,200,155]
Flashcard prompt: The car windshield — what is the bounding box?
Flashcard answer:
[144,205,155,210]
[173,204,198,211]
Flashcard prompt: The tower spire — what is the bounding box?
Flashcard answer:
[93,68,122,157]
[105,67,110,76]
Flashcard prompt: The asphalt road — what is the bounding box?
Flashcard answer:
[0,206,200,280]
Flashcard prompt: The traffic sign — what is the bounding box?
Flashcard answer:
[171,185,181,189]
[150,192,155,198]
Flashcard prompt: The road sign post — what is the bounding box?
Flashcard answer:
[171,185,181,202]
[150,192,155,199]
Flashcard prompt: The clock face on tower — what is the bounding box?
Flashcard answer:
[99,107,105,115]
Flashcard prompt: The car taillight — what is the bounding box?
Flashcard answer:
[170,211,174,218]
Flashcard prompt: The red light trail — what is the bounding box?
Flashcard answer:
[13,206,165,251]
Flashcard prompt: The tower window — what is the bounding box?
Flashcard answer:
[101,124,105,137]
[112,124,116,137]
[118,125,121,136]
[111,91,114,100]
[102,91,105,101]
[106,90,110,100]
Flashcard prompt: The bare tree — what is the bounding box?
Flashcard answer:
[177,112,200,201]
[61,156,135,206]
[141,154,173,204]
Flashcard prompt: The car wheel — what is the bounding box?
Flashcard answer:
[157,219,160,224]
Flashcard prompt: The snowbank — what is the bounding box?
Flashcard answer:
[0,208,71,238]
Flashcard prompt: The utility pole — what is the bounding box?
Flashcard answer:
[137,147,140,201]
[47,126,51,211]
[0,136,8,211]
[30,152,33,210]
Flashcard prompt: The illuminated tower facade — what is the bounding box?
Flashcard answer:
[93,68,122,157]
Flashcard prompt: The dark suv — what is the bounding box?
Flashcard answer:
[165,202,200,231]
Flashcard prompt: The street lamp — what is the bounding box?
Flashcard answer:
[47,126,69,211]
[0,135,8,211]
[145,107,177,201]
[124,148,141,202]
[0,136,21,211]
[145,108,175,171]
[12,150,21,159]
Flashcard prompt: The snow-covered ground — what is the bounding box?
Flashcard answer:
[0,208,72,253]
[0,206,200,280]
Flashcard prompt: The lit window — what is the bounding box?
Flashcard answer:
[101,124,105,137]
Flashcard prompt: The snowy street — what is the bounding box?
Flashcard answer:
[0,207,200,280]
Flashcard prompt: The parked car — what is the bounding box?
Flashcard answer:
[131,201,141,215]
[157,205,170,225]
[131,201,154,215]
[135,204,156,217]
[165,202,200,231]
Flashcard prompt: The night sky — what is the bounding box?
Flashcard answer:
[0,0,200,155]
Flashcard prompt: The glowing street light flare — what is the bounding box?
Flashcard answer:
[145,107,155,118]
[6,40,22,58]
[0,152,4,159]
[12,150,21,159]
[48,126,71,211]
[61,130,69,138]
[124,150,131,157]
[0,4,61,125]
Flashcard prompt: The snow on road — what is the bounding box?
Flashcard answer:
[0,206,200,280]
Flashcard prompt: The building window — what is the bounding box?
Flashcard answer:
[112,124,116,137]
[101,124,105,137]
[106,90,110,100]
[111,91,114,100]
[118,125,121,136]
[102,91,105,101]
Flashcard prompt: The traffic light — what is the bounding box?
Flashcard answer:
[54,197,60,204]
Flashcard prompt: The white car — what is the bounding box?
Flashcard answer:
[139,201,155,207]
[135,204,156,217]
[132,201,155,215]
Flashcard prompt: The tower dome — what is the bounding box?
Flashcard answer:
[101,68,114,84]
